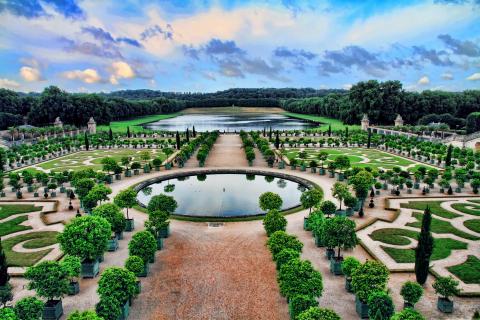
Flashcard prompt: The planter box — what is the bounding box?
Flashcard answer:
[278,162,285,169]
[115,174,122,180]
[355,296,369,319]
[414,183,420,189]
[81,259,100,278]
[50,191,56,197]
[34,192,39,197]
[375,190,380,195]
[27,185,34,192]
[125,170,132,177]
[149,254,155,264]
[326,248,335,260]
[437,297,454,313]
[60,186,66,193]
[125,219,134,232]
[155,166,160,172]
[328,171,335,178]
[108,237,119,252]
[337,173,344,181]
[319,168,325,175]
[310,167,317,173]
[143,166,150,173]
[346,208,354,217]
[455,187,462,193]
[303,217,310,231]
[43,300,63,320]
[165,163,172,170]
[115,231,124,240]
[105,175,113,184]
[156,237,164,250]
[314,235,324,247]
[119,300,130,320]
[382,183,388,190]
[158,225,170,238]
[407,189,412,194]
[330,258,343,275]
[345,278,353,293]
[138,263,149,277]
[0,192,5,197]
[133,169,140,175]
[68,281,80,295]
[290,165,296,170]
[335,210,346,217]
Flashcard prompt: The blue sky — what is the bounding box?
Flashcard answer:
[0,0,479,93]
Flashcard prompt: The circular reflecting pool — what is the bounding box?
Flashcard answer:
[136,173,308,217]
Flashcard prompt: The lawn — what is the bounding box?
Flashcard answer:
[369,228,419,246]
[464,219,480,233]
[0,216,31,237]
[2,231,59,267]
[98,113,181,133]
[448,255,480,284]
[283,112,359,131]
[451,202,480,216]
[407,212,480,241]
[0,204,42,220]
[400,201,461,219]
[381,237,467,263]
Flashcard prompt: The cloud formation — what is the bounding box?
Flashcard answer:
[418,76,430,85]
[438,34,480,57]
[0,78,20,89]
[467,73,480,81]
[20,66,42,81]
[62,68,102,84]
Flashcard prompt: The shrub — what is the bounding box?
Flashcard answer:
[97,267,137,306]
[0,308,17,320]
[322,217,358,260]
[391,308,426,320]
[297,307,341,320]
[275,248,300,270]
[61,255,81,282]
[466,112,480,134]
[92,203,126,234]
[128,231,157,264]
[67,310,103,320]
[14,296,44,320]
[351,260,389,302]
[300,189,323,213]
[367,291,395,319]
[259,192,283,211]
[320,200,336,217]
[145,210,170,238]
[433,276,460,300]
[341,256,361,279]
[25,261,70,301]
[400,281,423,306]
[125,256,144,275]
[278,258,323,300]
[289,295,318,320]
[263,209,287,236]
[58,216,111,261]
[95,295,122,320]
[147,194,178,213]
[267,231,303,258]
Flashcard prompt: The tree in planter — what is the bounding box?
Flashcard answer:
[95,295,122,320]
[0,308,17,319]
[400,281,423,308]
[262,209,287,236]
[275,248,300,270]
[331,182,350,211]
[414,206,434,285]
[367,291,395,320]
[297,307,341,320]
[60,255,81,295]
[342,256,361,292]
[114,188,137,230]
[98,267,137,308]
[333,155,350,177]
[323,217,358,273]
[317,152,329,170]
[67,310,103,320]
[351,260,389,313]
[147,194,178,214]
[349,170,374,204]
[73,178,95,206]
[14,296,44,320]
[129,231,157,264]
[145,209,170,243]
[433,276,460,313]
[300,188,323,214]
[25,261,70,317]
[259,192,283,211]
[278,258,323,300]
[343,194,357,215]
[391,308,425,320]
[92,203,126,237]
[289,295,318,320]
[125,255,144,277]
[320,200,336,218]
[266,231,303,258]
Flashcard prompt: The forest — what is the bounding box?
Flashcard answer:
[0,81,479,129]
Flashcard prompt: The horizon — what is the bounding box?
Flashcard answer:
[1,0,480,93]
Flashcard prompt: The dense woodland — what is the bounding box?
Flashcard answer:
[0,81,479,130]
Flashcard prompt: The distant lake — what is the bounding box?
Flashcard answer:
[143,113,317,132]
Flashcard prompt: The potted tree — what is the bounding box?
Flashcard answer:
[97,267,137,319]
[331,182,350,216]
[344,194,357,217]
[92,203,126,251]
[351,260,389,318]
[25,261,70,320]
[341,256,360,293]
[121,157,132,177]
[152,157,162,171]
[318,151,328,175]
[61,255,81,296]
[114,188,138,232]
[147,194,178,237]
[400,281,423,309]
[125,256,144,293]
[262,209,287,237]
[131,162,141,175]
[367,291,395,320]
[300,188,323,230]
[129,230,157,273]
[323,217,358,275]
[58,216,111,278]
[309,210,325,247]
[145,210,171,249]
[278,258,323,301]
[14,296,44,320]
[433,276,460,313]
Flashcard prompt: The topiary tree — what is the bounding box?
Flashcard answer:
[350,170,374,201]
[14,296,44,320]
[74,178,95,201]
[145,210,170,239]
[351,260,389,303]
[433,276,460,302]
[97,267,137,307]
[147,194,178,214]
[58,216,111,262]
[266,231,303,258]
[331,182,350,211]
[300,188,323,214]
[0,308,17,320]
[297,307,341,320]
[400,281,423,308]
[415,206,434,285]
[60,255,81,286]
[86,184,112,204]
[25,261,70,303]
[342,256,361,291]
[320,200,336,218]
[278,258,323,300]
[323,217,358,260]
[114,187,137,224]
[367,291,395,320]
[391,308,426,320]
[262,209,287,236]
[67,310,103,320]
[128,231,157,264]
[92,203,126,235]
[275,248,300,271]
[259,192,283,211]
[95,295,122,320]
[125,256,144,276]
[289,295,318,320]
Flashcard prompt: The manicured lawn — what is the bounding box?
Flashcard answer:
[381,238,467,263]
[400,201,461,219]
[407,212,480,241]
[283,112,359,131]
[98,113,181,133]
[451,202,480,216]
[464,219,480,233]
[369,228,419,246]
[448,255,480,284]
[0,216,31,237]
[2,231,59,267]
[0,204,42,220]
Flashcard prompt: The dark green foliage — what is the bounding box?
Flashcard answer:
[351,260,389,302]
[14,296,44,320]
[400,281,423,306]
[97,267,137,305]
[275,248,300,270]
[25,260,70,301]
[367,291,395,320]
[92,203,126,234]
[289,295,318,320]
[259,192,283,211]
[267,231,303,258]
[67,310,103,320]
[415,206,434,285]
[147,194,178,214]
[297,307,341,320]
[128,231,156,264]
[391,308,425,320]
[278,258,323,300]
[0,238,9,286]
[445,145,453,167]
[263,209,287,236]
[466,112,480,134]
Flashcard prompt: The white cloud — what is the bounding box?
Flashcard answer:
[20,66,42,81]
[418,76,430,85]
[62,68,102,83]
[0,78,20,89]
[441,72,454,80]
[342,83,352,90]
[109,61,135,85]
[109,75,119,85]
[466,73,480,81]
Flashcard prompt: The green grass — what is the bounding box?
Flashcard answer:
[464,219,480,233]
[0,204,42,220]
[98,113,181,133]
[451,202,480,216]
[400,201,461,219]
[283,112,359,131]
[448,255,480,284]
[0,216,32,237]
[369,228,419,245]
[407,212,480,241]
[2,231,59,267]
[381,238,467,263]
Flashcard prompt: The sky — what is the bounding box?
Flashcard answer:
[0,0,479,93]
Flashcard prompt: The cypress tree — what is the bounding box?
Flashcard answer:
[192,126,196,137]
[84,132,89,151]
[186,128,190,142]
[445,144,453,167]
[415,206,434,285]
[345,127,349,140]
[269,127,272,139]
[328,125,332,137]
[127,126,131,138]
[108,127,113,140]
[176,131,181,150]
[0,238,9,286]
[275,131,280,149]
